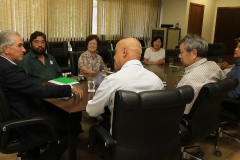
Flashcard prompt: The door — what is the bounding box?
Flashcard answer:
[214,7,240,55]
[187,3,205,36]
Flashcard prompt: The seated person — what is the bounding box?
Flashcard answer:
[176,34,225,115]
[78,35,107,73]
[86,38,164,132]
[0,30,83,160]
[225,41,240,100]
[220,34,240,70]
[18,31,63,82]
[144,36,165,65]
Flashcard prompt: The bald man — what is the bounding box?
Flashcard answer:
[86,38,164,132]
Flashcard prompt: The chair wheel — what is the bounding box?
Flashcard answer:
[198,149,204,157]
[215,149,222,157]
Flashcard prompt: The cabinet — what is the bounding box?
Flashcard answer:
[151,28,181,49]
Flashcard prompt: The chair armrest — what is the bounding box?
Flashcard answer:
[224,98,240,106]
[88,125,116,148]
[179,124,188,136]
[181,116,192,127]
[0,117,59,143]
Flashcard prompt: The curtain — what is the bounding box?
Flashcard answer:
[0,0,92,41]
[97,0,162,41]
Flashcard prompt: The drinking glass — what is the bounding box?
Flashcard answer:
[169,58,174,67]
[87,77,95,93]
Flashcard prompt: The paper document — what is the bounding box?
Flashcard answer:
[49,77,79,85]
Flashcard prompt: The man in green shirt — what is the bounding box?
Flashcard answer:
[18,31,63,82]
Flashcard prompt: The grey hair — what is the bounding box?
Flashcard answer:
[179,34,208,57]
[0,30,20,53]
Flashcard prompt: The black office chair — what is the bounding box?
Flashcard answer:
[110,40,120,50]
[208,43,226,56]
[23,41,31,55]
[47,41,71,74]
[181,76,239,160]
[138,39,146,47]
[165,49,180,63]
[214,95,240,156]
[97,40,113,69]
[141,47,147,63]
[88,86,194,160]
[0,86,60,159]
[69,51,85,76]
[70,41,87,52]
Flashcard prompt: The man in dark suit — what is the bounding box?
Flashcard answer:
[0,30,83,159]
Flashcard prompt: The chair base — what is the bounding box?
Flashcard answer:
[181,146,204,160]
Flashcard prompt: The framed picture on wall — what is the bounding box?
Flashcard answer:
[151,28,167,49]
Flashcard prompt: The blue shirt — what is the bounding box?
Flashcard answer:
[226,60,240,99]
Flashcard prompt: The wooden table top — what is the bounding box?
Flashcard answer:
[44,55,236,114]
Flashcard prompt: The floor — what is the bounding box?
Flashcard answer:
[1,111,240,160]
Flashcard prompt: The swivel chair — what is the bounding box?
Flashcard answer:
[47,41,71,74]
[0,86,60,160]
[69,51,85,76]
[215,90,240,156]
[88,86,194,160]
[70,41,87,52]
[181,76,239,160]
[23,41,31,55]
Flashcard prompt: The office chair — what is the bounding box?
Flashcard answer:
[47,41,71,74]
[23,41,31,55]
[141,47,147,63]
[180,76,239,160]
[165,49,180,63]
[215,93,240,156]
[97,41,113,69]
[208,43,226,56]
[69,51,85,76]
[88,86,194,160]
[0,86,60,160]
[70,41,87,52]
[110,40,120,50]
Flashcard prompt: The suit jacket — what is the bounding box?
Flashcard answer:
[0,56,72,145]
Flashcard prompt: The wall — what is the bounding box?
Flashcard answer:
[162,0,240,43]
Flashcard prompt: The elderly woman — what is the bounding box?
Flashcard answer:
[78,35,106,73]
[144,36,165,65]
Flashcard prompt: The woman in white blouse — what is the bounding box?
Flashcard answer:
[144,36,165,65]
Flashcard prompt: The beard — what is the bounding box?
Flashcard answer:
[32,46,46,55]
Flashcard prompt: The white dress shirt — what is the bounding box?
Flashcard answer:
[177,58,225,114]
[144,48,165,62]
[86,60,164,131]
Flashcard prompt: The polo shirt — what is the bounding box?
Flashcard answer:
[18,50,62,82]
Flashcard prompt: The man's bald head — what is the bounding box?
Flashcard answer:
[114,38,142,69]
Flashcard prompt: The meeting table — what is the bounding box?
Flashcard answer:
[42,56,233,160]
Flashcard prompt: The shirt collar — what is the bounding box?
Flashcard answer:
[184,58,207,74]
[235,60,240,66]
[121,60,143,70]
[0,55,16,65]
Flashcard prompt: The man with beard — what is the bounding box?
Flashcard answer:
[18,31,62,82]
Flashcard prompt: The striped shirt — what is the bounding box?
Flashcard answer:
[177,58,225,114]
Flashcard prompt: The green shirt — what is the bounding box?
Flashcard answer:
[18,50,63,82]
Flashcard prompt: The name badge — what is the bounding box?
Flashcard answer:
[50,60,53,64]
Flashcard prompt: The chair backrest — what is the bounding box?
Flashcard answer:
[112,86,194,160]
[47,41,69,68]
[0,86,14,151]
[182,76,239,145]
[141,47,147,62]
[70,41,87,52]
[23,41,31,55]
[165,49,180,62]
[105,50,115,70]
[98,40,112,51]
[111,40,120,50]
[208,43,226,56]
[138,39,145,47]
[69,51,85,76]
